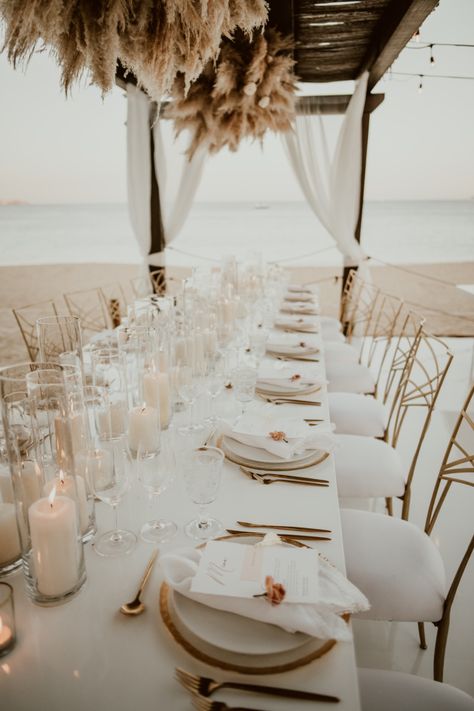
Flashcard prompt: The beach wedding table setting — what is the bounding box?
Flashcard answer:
[0,258,369,711]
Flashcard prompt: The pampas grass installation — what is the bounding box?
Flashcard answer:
[0,0,268,98]
[164,29,297,157]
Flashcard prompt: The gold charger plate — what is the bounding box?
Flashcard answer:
[221,438,330,471]
[159,533,343,675]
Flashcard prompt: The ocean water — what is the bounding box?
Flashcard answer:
[0,200,472,267]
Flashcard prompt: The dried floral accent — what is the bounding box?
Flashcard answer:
[0,1,267,99]
[297,318,304,323]
[290,374,301,382]
[268,431,288,443]
[299,342,306,348]
[225,382,233,390]
[245,347,251,353]
[165,27,297,157]
[253,576,286,605]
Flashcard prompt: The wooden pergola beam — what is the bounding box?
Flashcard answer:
[296,93,384,115]
[360,0,440,90]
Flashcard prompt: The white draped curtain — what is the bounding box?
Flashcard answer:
[126,85,206,266]
[283,71,369,267]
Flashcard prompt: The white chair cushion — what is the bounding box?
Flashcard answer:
[328,393,386,437]
[320,315,342,331]
[327,362,376,394]
[359,668,474,711]
[334,434,405,498]
[324,341,359,365]
[341,509,446,622]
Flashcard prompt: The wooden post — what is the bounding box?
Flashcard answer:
[341,105,371,298]
[148,102,166,290]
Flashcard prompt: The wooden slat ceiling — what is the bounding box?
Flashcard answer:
[270,0,439,89]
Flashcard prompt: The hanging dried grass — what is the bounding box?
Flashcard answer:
[0,0,268,98]
[164,28,297,158]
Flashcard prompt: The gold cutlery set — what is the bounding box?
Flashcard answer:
[227,520,332,542]
[239,466,329,487]
[176,667,340,709]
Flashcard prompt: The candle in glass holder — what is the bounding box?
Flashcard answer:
[43,471,89,534]
[19,461,42,511]
[28,488,80,597]
[0,503,21,566]
[143,371,171,429]
[97,401,128,438]
[128,405,159,454]
[0,466,14,504]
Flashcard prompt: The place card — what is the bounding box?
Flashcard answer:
[190,541,320,603]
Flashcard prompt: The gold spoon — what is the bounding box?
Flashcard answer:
[120,549,159,616]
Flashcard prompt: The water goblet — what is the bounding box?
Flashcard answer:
[183,447,224,540]
[137,434,177,543]
[90,437,136,557]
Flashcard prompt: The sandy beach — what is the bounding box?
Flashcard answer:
[0,260,472,365]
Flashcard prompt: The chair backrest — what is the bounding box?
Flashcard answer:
[64,287,109,336]
[150,268,167,295]
[380,308,425,407]
[339,268,360,328]
[385,329,453,518]
[362,293,404,371]
[12,299,59,361]
[344,273,380,345]
[424,386,474,631]
[99,283,127,328]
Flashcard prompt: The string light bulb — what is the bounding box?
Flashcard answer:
[418,75,423,93]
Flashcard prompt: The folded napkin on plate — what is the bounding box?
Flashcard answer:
[266,333,319,352]
[275,317,319,333]
[257,362,324,391]
[287,284,313,294]
[161,542,370,641]
[219,411,336,459]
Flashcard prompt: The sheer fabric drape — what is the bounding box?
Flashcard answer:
[126,86,206,267]
[283,71,369,267]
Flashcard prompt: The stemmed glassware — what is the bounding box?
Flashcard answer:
[90,436,136,557]
[205,353,225,425]
[137,432,177,543]
[36,315,84,373]
[183,446,224,540]
[232,365,257,415]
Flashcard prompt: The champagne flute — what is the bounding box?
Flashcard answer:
[90,436,136,557]
[137,433,177,543]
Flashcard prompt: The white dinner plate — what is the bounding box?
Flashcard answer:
[256,381,320,396]
[172,590,310,655]
[222,435,317,465]
[266,344,319,357]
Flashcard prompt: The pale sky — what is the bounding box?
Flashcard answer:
[0,0,473,204]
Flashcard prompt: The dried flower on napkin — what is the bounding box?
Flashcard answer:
[253,576,286,606]
[290,374,301,382]
[268,431,288,443]
[299,342,306,348]
[225,382,233,390]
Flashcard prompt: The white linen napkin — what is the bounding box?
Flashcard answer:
[275,316,319,333]
[161,542,370,642]
[219,411,336,459]
[287,284,313,294]
[257,362,324,391]
[266,333,319,353]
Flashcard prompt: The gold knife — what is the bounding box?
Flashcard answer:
[226,529,331,541]
[236,521,332,533]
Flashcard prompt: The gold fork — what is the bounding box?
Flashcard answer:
[177,668,340,704]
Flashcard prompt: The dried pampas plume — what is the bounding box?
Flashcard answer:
[0,0,268,98]
[164,29,297,158]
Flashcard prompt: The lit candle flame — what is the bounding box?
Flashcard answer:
[48,485,57,508]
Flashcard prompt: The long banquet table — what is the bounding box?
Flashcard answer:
[1,318,361,711]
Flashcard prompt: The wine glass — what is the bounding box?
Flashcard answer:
[175,358,204,435]
[90,436,136,557]
[232,365,257,415]
[183,446,224,540]
[137,433,177,543]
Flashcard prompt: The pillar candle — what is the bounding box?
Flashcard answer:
[97,401,128,438]
[19,461,42,511]
[175,337,187,365]
[143,372,171,429]
[75,449,113,493]
[0,619,14,653]
[128,405,159,454]
[29,492,80,597]
[43,472,89,535]
[157,350,169,373]
[0,503,21,566]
